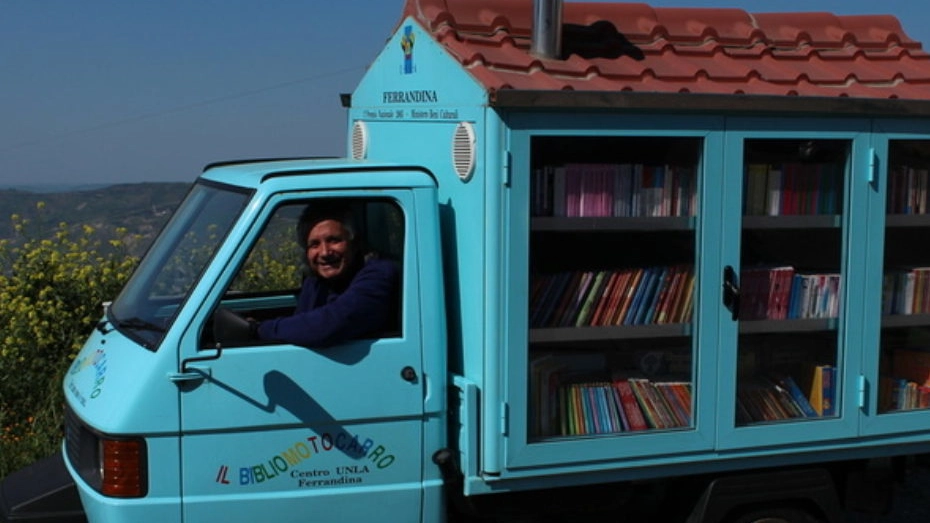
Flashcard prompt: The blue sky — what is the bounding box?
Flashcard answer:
[2,0,929,187]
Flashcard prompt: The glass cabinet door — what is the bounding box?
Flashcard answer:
[719,130,865,450]
[505,127,723,469]
[527,136,701,442]
[735,139,847,426]
[876,140,930,418]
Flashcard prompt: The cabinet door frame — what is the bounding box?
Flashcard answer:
[859,122,930,436]
[501,113,725,472]
[715,117,871,451]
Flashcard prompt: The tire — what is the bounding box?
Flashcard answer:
[727,506,823,523]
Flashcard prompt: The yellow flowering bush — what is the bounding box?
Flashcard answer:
[0,205,299,479]
[0,213,140,477]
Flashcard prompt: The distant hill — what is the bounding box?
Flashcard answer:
[0,182,191,255]
[0,183,113,193]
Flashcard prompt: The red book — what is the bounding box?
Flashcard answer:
[600,270,632,326]
[589,271,620,326]
[613,380,649,431]
[654,265,684,324]
[612,269,643,326]
[628,378,664,429]
[664,267,689,323]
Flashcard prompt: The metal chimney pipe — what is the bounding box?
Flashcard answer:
[530,0,563,60]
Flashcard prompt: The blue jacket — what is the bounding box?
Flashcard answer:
[256,258,399,347]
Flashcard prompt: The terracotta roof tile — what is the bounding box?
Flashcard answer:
[399,0,930,100]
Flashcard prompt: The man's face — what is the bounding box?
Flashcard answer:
[306,219,353,280]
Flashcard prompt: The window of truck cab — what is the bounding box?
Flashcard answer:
[108,181,252,351]
[201,197,405,348]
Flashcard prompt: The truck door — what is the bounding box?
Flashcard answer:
[176,192,426,523]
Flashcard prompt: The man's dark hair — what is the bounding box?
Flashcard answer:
[296,200,358,250]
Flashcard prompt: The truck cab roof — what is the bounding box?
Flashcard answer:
[199,157,437,191]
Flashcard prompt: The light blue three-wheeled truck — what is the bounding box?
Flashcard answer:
[6,1,930,521]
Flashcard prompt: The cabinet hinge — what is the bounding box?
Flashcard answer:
[858,375,867,409]
[868,147,876,185]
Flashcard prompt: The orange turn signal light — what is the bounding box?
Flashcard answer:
[100,438,147,498]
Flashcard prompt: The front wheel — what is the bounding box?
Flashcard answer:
[728,506,823,523]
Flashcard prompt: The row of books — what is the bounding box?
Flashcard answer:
[531,163,697,218]
[743,163,844,217]
[562,379,692,436]
[534,378,693,437]
[530,266,695,328]
[880,347,930,412]
[887,379,930,411]
[882,268,930,315]
[887,165,930,215]
[739,266,841,320]
[736,366,836,425]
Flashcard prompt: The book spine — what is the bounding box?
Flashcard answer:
[779,375,818,417]
[614,380,649,431]
[822,365,836,416]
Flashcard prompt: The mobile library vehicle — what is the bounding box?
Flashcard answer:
[5,1,930,522]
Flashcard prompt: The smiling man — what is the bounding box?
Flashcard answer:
[255,200,400,347]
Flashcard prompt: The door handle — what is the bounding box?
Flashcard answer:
[722,265,740,321]
[168,364,212,383]
[170,345,223,383]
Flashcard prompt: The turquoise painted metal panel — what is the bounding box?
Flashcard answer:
[355,116,491,386]
[350,114,507,476]
[172,184,434,523]
[181,422,423,523]
[349,12,491,410]
[64,328,180,435]
[352,16,506,477]
[200,158,438,191]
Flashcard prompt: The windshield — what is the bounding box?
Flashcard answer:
[108,181,252,350]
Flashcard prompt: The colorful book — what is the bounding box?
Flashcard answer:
[775,375,818,417]
[589,271,620,326]
[809,365,836,416]
[614,380,649,431]
[613,268,643,325]
[575,271,609,327]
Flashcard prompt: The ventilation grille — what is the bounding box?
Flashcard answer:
[452,122,476,182]
[351,121,369,160]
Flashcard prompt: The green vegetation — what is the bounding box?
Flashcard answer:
[0,184,188,478]
[0,211,143,477]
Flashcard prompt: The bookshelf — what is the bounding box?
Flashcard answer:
[878,140,930,414]
[521,132,930,444]
[526,136,700,440]
[734,139,847,426]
